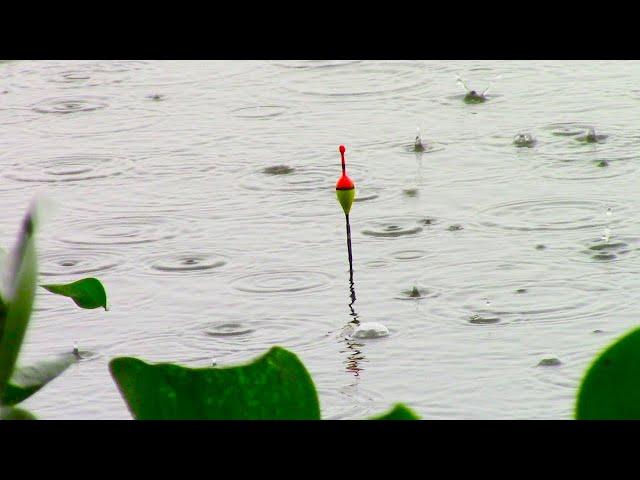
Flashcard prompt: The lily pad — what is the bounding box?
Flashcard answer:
[371,404,420,420]
[110,346,321,420]
[576,327,640,419]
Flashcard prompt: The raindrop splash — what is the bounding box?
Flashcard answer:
[414,127,425,152]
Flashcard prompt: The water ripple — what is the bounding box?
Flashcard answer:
[27,96,165,138]
[475,198,632,232]
[231,105,289,119]
[361,216,426,238]
[3,152,134,183]
[177,314,335,364]
[55,215,195,246]
[32,96,108,114]
[142,252,228,276]
[423,260,639,326]
[279,61,431,101]
[39,249,123,277]
[231,270,333,295]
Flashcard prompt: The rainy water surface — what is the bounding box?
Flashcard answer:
[2,60,639,419]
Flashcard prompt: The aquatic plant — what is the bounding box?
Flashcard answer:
[0,205,108,419]
[42,278,107,310]
[110,346,418,420]
[576,327,640,419]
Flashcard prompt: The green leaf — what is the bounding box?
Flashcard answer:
[0,210,37,399]
[576,327,640,419]
[0,295,6,323]
[0,247,6,314]
[1,353,77,406]
[370,404,420,420]
[42,277,107,310]
[110,346,321,420]
[0,406,36,420]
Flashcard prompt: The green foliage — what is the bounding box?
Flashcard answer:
[2,205,420,421]
[1,353,77,406]
[42,278,108,310]
[111,346,419,420]
[110,347,322,420]
[0,406,36,420]
[0,205,105,419]
[0,210,38,400]
[576,327,640,419]
[0,247,5,307]
[370,404,420,420]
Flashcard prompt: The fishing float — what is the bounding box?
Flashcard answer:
[335,145,389,340]
[336,145,356,282]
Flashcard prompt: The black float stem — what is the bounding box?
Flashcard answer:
[345,213,354,283]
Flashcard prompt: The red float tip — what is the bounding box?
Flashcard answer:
[339,145,346,154]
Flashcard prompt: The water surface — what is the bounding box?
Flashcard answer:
[2,60,639,419]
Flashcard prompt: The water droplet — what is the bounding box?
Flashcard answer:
[352,322,389,339]
[414,127,425,152]
[514,133,536,147]
[577,127,607,143]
